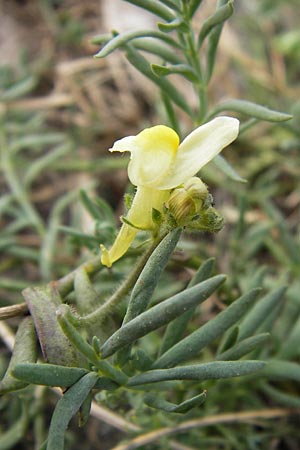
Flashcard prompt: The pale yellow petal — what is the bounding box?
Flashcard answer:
[127,125,179,187]
[155,117,240,189]
[100,186,170,267]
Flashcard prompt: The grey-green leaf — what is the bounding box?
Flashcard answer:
[216,333,270,361]
[198,0,234,48]
[0,317,37,394]
[237,286,287,341]
[153,288,261,369]
[128,361,265,386]
[100,275,226,358]
[124,229,181,323]
[94,30,180,59]
[12,363,88,388]
[210,99,293,122]
[46,372,98,450]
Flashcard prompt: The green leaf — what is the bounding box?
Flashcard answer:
[23,285,78,367]
[205,0,229,82]
[123,229,181,323]
[151,63,198,82]
[198,0,234,48]
[124,45,194,116]
[260,360,300,382]
[0,317,37,394]
[131,39,183,64]
[216,333,270,361]
[159,258,215,355]
[158,18,188,33]
[153,288,261,369]
[144,391,206,413]
[13,363,88,388]
[261,383,300,408]
[100,274,226,358]
[94,30,180,59]
[0,75,38,101]
[128,361,265,386]
[213,155,247,183]
[237,286,287,341]
[46,372,98,450]
[0,403,29,450]
[124,0,175,21]
[210,99,293,122]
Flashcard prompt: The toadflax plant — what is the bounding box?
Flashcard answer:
[0,1,294,450]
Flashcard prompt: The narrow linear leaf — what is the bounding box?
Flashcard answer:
[128,361,265,386]
[238,286,287,341]
[23,285,78,367]
[205,0,228,82]
[260,360,300,382]
[198,1,234,48]
[159,258,215,355]
[100,275,226,358]
[158,18,188,33]
[213,154,247,183]
[216,333,270,361]
[46,372,98,450]
[261,383,300,408]
[151,63,198,82]
[124,45,194,116]
[132,39,183,64]
[0,317,37,394]
[154,288,261,369]
[94,30,180,58]
[145,391,206,413]
[0,404,29,450]
[124,0,175,21]
[124,229,181,323]
[188,0,204,18]
[24,142,71,187]
[210,99,293,122]
[12,363,88,388]
[154,0,181,13]
[0,75,37,101]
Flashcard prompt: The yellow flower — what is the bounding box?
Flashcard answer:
[101,116,239,267]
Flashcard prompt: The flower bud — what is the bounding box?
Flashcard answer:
[167,177,209,225]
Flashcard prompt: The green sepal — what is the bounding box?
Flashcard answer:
[198,0,234,48]
[152,207,162,225]
[128,361,266,386]
[144,390,206,413]
[46,372,99,450]
[153,288,261,369]
[0,317,37,394]
[209,99,293,122]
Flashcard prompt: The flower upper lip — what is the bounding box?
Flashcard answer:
[109,116,239,190]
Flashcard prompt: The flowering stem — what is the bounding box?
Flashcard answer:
[81,231,170,327]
